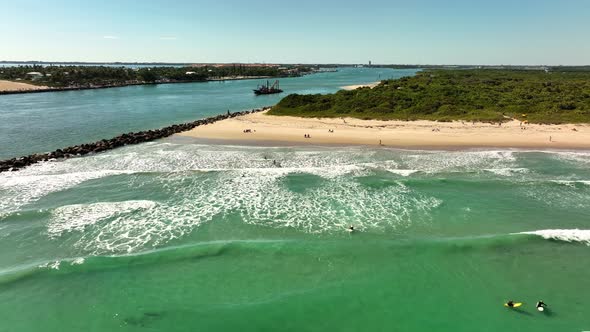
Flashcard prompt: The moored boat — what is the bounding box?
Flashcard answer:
[254,80,283,95]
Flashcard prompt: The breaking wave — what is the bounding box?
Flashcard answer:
[2,143,589,256]
[516,229,590,246]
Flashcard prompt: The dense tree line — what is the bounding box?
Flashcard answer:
[270,69,590,124]
[0,65,314,88]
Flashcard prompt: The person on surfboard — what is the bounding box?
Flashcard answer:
[506,300,515,308]
[536,300,547,311]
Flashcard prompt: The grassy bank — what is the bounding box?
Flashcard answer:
[270,69,590,124]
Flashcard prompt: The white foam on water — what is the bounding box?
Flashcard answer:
[221,171,442,234]
[50,164,442,255]
[0,168,134,218]
[549,151,590,165]
[399,150,517,174]
[49,200,157,236]
[483,168,529,176]
[517,229,590,246]
[551,180,590,187]
[5,143,514,255]
[38,260,61,270]
[386,169,419,177]
[71,257,85,265]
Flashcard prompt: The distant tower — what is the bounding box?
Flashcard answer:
[369,60,372,67]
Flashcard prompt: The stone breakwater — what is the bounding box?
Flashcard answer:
[0,107,271,173]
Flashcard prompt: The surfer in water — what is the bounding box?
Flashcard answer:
[536,300,547,311]
[347,225,355,233]
[506,301,515,308]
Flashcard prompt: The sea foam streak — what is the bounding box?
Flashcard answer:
[517,229,590,245]
[49,200,157,236]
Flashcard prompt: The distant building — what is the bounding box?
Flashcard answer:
[185,71,196,75]
[26,72,43,80]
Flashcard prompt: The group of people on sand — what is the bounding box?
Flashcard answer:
[243,129,254,133]
[506,300,548,312]
[304,134,311,138]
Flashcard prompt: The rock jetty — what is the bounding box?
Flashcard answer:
[0,107,271,173]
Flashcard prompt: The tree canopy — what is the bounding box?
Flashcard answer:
[0,65,314,88]
[270,69,590,124]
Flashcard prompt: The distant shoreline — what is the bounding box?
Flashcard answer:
[178,109,590,150]
[0,76,276,95]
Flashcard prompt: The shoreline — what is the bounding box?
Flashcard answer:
[0,76,282,95]
[0,107,271,172]
[0,80,49,92]
[178,110,590,150]
[167,135,590,152]
[341,81,380,90]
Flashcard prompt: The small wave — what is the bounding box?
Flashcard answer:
[516,229,590,246]
[400,150,517,174]
[71,257,85,265]
[551,180,590,188]
[483,168,529,176]
[386,169,419,177]
[549,151,590,165]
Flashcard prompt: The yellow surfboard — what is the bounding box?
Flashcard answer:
[504,302,523,308]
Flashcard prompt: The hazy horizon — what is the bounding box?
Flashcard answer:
[1,60,587,67]
[1,0,589,65]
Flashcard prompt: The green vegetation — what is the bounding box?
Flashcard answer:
[270,69,590,124]
[0,65,314,88]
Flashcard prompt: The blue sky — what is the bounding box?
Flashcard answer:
[1,0,589,64]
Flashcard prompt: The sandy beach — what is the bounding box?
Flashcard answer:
[0,80,48,92]
[179,110,590,149]
[341,82,380,90]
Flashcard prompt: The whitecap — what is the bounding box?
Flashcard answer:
[517,229,590,246]
[386,169,419,177]
[483,168,529,176]
[551,180,590,187]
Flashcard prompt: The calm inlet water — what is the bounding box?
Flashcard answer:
[1,68,589,331]
[0,67,412,159]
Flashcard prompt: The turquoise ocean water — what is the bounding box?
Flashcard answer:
[1,69,589,331]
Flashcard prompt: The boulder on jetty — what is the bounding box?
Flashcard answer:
[0,107,271,173]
